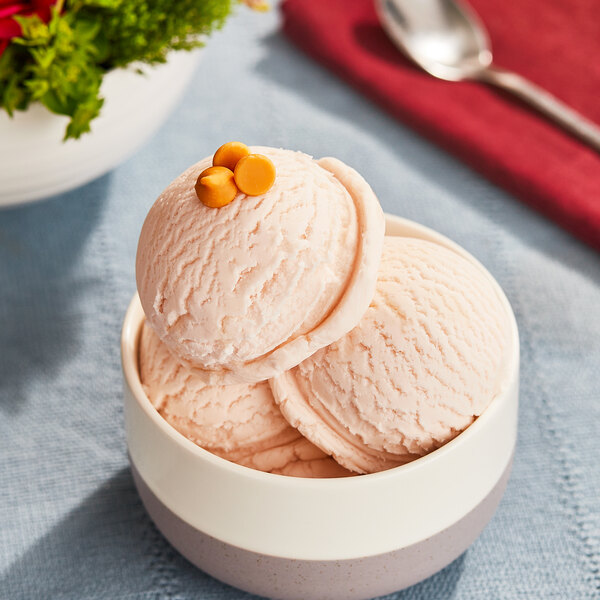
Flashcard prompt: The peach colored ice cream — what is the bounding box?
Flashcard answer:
[136,147,384,385]
[271,237,510,474]
[138,321,350,478]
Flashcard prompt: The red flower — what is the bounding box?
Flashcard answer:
[0,0,57,56]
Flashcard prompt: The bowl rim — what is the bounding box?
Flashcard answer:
[122,212,520,488]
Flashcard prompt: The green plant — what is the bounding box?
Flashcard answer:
[0,0,234,139]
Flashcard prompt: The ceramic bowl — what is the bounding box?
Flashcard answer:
[0,50,200,207]
[121,214,519,600]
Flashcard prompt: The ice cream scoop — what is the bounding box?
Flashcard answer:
[138,321,350,477]
[136,146,384,385]
[270,236,510,474]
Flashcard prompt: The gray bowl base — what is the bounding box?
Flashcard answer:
[131,456,512,600]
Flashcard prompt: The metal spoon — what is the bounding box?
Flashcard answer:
[376,0,600,152]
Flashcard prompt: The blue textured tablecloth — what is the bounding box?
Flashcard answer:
[1,5,599,599]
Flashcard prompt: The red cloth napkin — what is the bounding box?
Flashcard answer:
[282,0,600,251]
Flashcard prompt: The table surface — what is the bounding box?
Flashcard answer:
[1,5,599,600]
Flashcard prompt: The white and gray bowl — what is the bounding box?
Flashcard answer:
[121,214,519,600]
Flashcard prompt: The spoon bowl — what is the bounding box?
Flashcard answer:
[376,0,491,81]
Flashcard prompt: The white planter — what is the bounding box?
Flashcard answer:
[0,50,200,207]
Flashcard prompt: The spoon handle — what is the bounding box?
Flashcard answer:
[479,66,600,153]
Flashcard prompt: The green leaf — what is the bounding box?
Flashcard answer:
[14,15,51,45]
[0,45,17,79]
[24,78,49,99]
[41,88,70,115]
[64,95,104,139]
[73,19,101,44]
[30,47,57,69]
[2,76,26,115]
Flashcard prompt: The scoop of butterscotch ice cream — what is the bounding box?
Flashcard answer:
[136,146,384,385]
[138,321,350,478]
[271,237,510,474]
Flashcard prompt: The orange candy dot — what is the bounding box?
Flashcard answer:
[234,154,276,196]
[213,142,250,172]
[194,166,238,208]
